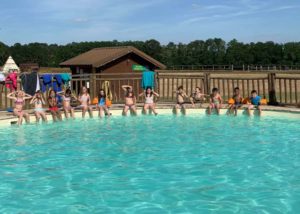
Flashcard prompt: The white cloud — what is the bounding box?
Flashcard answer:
[183,1,300,25]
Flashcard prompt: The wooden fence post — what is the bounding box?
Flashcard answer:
[155,71,160,95]
[204,73,211,95]
[89,73,96,99]
[268,73,278,105]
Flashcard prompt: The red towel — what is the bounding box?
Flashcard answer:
[5,73,17,91]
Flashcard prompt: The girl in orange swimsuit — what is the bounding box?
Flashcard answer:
[7,90,32,125]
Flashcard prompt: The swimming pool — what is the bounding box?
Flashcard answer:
[0,114,300,213]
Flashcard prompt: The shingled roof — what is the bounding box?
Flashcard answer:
[60,46,166,69]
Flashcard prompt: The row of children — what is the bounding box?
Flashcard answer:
[7,85,264,125]
[7,85,160,125]
[174,86,264,116]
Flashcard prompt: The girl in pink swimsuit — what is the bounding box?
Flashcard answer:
[7,90,32,125]
[122,85,137,116]
[208,88,222,115]
[78,86,93,118]
[58,88,77,119]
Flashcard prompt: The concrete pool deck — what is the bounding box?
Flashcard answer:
[0,103,300,126]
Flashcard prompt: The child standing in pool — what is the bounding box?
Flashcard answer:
[122,85,137,116]
[190,87,207,107]
[208,88,222,115]
[48,90,62,122]
[58,88,77,119]
[97,89,110,118]
[7,90,32,125]
[228,87,243,116]
[174,86,188,114]
[78,86,93,118]
[139,86,159,115]
[247,90,262,116]
[30,90,47,123]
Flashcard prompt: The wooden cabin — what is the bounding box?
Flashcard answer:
[59,46,166,74]
[60,46,166,101]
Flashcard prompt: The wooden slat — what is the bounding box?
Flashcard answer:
[295,80,298,104]
[247,79,250,97]
[227,80,230,99]
[5,88,8,109]
[284,79,287,104]
[222,79,225,98]
[289,79,292,104]
[279,79,282,103]
[242,80,245,98]
[118,80,121,102]
[262,79,266,98]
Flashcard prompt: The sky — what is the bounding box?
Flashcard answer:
[0,0,300,45]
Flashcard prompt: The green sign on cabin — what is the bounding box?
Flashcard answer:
[132,65,147,71]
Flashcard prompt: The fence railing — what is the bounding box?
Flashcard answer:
[169,65,300,71]
[1,70,300,111]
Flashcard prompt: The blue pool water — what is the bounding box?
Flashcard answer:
[0,114,300,213]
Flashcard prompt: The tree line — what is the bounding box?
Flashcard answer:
[1,39,300,68]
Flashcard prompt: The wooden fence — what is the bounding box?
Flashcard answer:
[1,70,300,111]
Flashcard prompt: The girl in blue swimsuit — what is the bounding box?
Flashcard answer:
[97,89,110,118]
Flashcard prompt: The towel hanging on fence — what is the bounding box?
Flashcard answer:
[20,72,39,96]
[141,70,155,89]
[41,74,52,92]
[5,72,18,91]
[52,74,62,92]
[36,74,41,92]
[101,81,113,100]
[61,73,71,86]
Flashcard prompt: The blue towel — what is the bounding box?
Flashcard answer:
[54,74,62,85]
[52,74,62,93]
[61,73,71,85]
[41,74,52,93]
[142,71,155,89]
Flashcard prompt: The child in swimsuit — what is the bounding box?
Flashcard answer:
[174,86,188,114]
[139,86,159,115]
[30,90,47,123]
[228,87,243,116]
[208,88,223,115]
[58,88,77,119]
[78,86,93,118]
[190,87,207,108]
[122,85,137,116]
[97,89,110,118]
[7,90,32,125]
[48,89,62,122]
[247,90,262,116]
